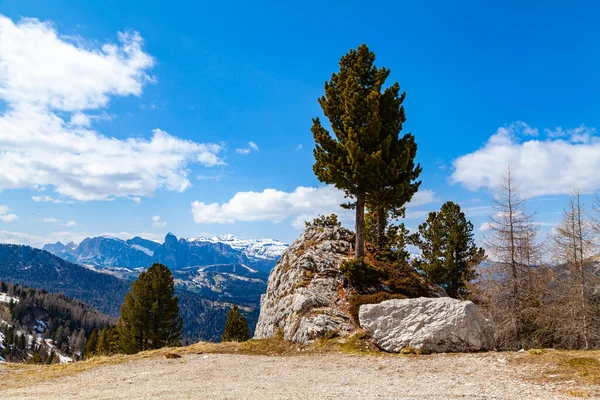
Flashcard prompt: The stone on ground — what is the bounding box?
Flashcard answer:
[359,297,494,353]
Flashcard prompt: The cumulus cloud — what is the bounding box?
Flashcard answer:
[235,141,259,154]
[0,15,223,201]
[0,205,18,222]
[451,122,600,197]
[191,186,437,228]
[152,215,167,228]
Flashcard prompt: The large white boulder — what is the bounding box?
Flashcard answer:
[359,297,494,353]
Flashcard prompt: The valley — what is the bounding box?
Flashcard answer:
[0,233,287,346]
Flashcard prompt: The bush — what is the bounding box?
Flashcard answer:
[348,292,407,321]
[305,214,341,229]
[339,258,386,288]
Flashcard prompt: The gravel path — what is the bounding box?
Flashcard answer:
[0,352,591,399]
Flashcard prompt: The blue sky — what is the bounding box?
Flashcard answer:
[0,0,599,246]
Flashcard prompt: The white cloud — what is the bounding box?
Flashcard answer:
[152,215,167,228]
[191,186,437,229]
[451,122,600,197]
[0,15,223,201]
[0,17,154,110]
[0,205,17,222]
[69,113,91,127]
[42,217,77,228]
[235,141,259,155]
[32,195,71,204]
[295,144,303,151]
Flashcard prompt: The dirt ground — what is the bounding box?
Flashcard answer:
[1,350,599,399]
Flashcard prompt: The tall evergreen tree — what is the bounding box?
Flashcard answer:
[415,201,486,298]
[221,305,251,342]
[118,263,183,354]
[312,44,420,258]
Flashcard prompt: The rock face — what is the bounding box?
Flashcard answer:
[254,226,357,343]
[359,297,494,353]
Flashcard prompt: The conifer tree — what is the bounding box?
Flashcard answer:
[96,327,111,356]
[221,305,251,342]
[85,328,98,358]
[312,44,421,258]
[118,263,183,354]
[415,201,485,298]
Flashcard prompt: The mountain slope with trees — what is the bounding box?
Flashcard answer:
[0,245,129,317]
[0,281,112,363]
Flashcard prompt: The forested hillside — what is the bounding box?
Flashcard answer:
[0,281,111,363]
[0,244,129,317]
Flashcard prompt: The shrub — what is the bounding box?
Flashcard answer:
[305,214,341,229]
[339,258,386,288]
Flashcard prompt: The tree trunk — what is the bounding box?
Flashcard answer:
[355,192,366,259]
[376,207,387,250]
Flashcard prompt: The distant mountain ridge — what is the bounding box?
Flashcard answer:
[43,233,288,273]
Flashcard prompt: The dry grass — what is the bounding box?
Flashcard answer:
[513,349,600,397]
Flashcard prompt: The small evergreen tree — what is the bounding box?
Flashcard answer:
[85,328,98,358]
[305,214,342,229]
[221,305,251,342]
[415,201,486,298]
[96,327,111,356]
[31,350,42,364]
[118,263,183,354]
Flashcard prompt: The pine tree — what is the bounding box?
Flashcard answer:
[221,305,251,342]
[118,263,183,354]
[108,325,121,354]
[85,328,98,358]
[96,327,111,356]
[415,201,485,298]
[312,44,420,258]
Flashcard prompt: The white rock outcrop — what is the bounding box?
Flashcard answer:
[359,297,494,353]
[254,226,357,343]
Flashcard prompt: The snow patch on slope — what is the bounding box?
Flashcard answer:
[131,244,154,256]
[0,292,19,304]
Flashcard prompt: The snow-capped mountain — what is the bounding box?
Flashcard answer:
[191,235,289,261]
[43,233,288,273]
